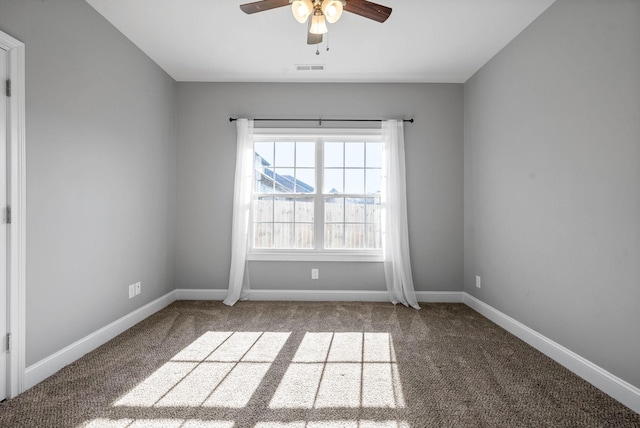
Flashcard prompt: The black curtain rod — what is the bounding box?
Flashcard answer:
[229,117,414,124]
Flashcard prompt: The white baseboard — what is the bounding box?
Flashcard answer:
[248,289,390,302]
[463,292,640,414]
[415,291,464,303]
[22,287,639,415]
[24,291,177,391]
[176,288,228,300]
[176,288,464,303]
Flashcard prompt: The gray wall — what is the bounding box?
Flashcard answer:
[176,83,463,293]
[464,0,640,388]
[0,0,178,365]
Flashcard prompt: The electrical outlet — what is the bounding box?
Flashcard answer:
[475,275,481,289]
[135,282,141,295]
[128,283,135,299]
[311,268,319,280]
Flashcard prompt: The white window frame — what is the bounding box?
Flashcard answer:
[248,128,384,262]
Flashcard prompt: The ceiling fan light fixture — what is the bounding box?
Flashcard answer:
[309,12,328,34]
[239,0,393,53]
[291,0,314,24]
[321,0,343,24]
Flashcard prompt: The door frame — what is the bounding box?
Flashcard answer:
[0,29,26,399]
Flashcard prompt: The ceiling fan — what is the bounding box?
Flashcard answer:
[239,0,392,46]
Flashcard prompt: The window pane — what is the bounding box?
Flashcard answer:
[365,198,381,224]
[324,169,344,194]
[324,224,344,249]
[273,168,295,193]
[344,224,365,249]
[252,135,384,253]
[254,223,273,248]
[344,169,365,194]
[295,168,315,193]
[295,224,314,249]
[365,224,382,249]
[274,198,295,222]
[325,198,344,222]
[296,142,315,168]
[345,143,364,167]
[365,169,382,194]
[255,142,274,166]
[255,146,275,194]
[345,198,365,222]
[254,197,273,222]
[256,171,274,193]
[274,142,295,167]
[324,142,343,167]
[274,223,294,248]
[366,143,382,168]
[295,198,314,222]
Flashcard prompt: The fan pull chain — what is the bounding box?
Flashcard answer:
[326,31,330,52]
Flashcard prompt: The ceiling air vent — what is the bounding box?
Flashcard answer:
[296,64,325,71]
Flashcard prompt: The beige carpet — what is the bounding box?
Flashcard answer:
[0,301,638,427]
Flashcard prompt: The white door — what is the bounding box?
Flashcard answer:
[0,47,8,402]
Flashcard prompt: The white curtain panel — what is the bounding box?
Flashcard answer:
[382,120,420,309]
[224,119,254,306]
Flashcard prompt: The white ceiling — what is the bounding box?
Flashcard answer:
[85,0,555,83]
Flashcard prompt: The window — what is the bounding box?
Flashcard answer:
[250,129,383,261]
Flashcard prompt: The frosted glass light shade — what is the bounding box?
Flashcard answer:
[322,0,343,24]
[309,14,328,34]
[291,0,314,23]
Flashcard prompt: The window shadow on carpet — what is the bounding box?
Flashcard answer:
[82,330,410,428]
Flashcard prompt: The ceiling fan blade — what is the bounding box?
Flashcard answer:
[343,0,392,23]
[239,0,291,14]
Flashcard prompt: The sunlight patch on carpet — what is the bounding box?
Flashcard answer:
[108,330,407,427]
[254,421,410,428]
[270,332,405,409]
[114,331,290,408]
[82,418,234,428]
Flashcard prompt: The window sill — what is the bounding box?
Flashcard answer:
[247,251,383,263]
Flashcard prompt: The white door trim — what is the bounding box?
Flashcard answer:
[0,30,26,399]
